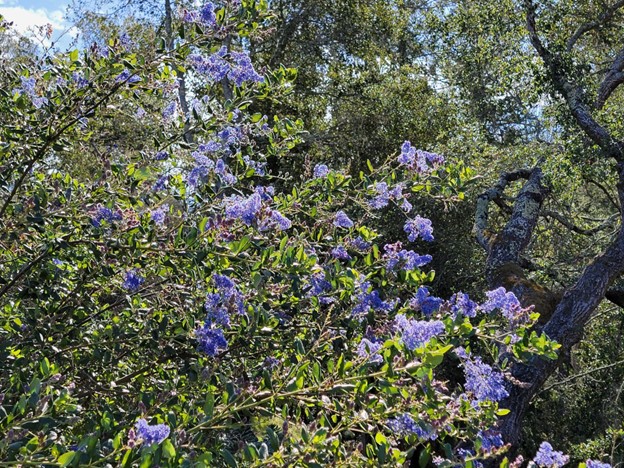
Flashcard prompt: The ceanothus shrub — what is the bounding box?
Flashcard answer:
[0,2,601,467]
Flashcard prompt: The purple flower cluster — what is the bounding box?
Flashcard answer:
[481,287,531,325]
[397,141,445,174]
[13,76,48,108]
[404,216,434,242]
[199,2,216,25]
[586,461,611,468]
[153,175,169,192]
[150,205,168,225]
[477,430,504,452]
[204,274,245,328]
[384,242,432,271]
[162,101,177,121]
[533,442,569,467]
[457,348,509,403]
[122,269,144,292]
[189,48,263,87]
[115,69,141,84]
[394,314,444,351]
[313,164,330,178]
[387,413,437,440]
[183,2,216,27]
[333,210,354,228]
[135,419,170,445]
[356,337,383,364]
[369,182,411,211]
[350,236,371,251]
[229,51,264,86]
[307,270,332,297]
[448,291,478,318]
[154,150,169,160]
[225,193,262,225]
[409,286,443,316]
[72,71,89,89]
[91,206,122,227]
[223,190,292,232]
[196,325,228,356]
[331,246,351,261]
[267,209,292,231]
[351,279,395,319]
[189,48,230,82]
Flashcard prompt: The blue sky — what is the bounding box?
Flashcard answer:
[0,0,75,48]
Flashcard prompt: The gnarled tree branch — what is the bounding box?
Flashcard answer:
[525,0,624,160]
[596,47,624,109]
[566,0,624,52]
[473,168,533,250]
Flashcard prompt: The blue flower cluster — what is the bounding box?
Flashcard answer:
[350,236,371,251]
[456,347,509,403]
[153,175,169,192]
[225,192,262,225]
[13,76,48,108]
[196,275,246,356]
[196,325,228,357]
[150,205,168,225]
[72,71,89,89]
[162,101,177,121]
[482,287,531,325]
[409,286,443,316]
[182,2,216,27]
[306,270,334,304]
[333,210,354,228]
[404,216,434,242]
[387,413,437,440]
[115,69,141,84]
[351,279,395,319]
[586,460,611,468]
[533,441,569,467]
[189,47,263,87]
[394,314,444,351]
[397,141,445,174]
[448,291,478,318]
[356,337,383,364]
[477,430,504,452]
[223,190,292,232]
[135,419,170,445]
[205,274,245,328]
[369,182,411,212]
[313,164,329,178]
[91,206,122,227]
[123,270,144,292]
[384,242,432,271]
[331,246,351,261]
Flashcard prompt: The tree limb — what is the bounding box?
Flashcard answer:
[473,168,533,250]
[566,0,624,52]
[596,47,624,109]
[525,0,623,160]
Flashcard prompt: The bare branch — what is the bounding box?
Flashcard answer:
[487,167,550,272]
[596,47,624,109]
[541,357,624,393]
[473,168,533,249]
[524,0,624,160]
[566,0,624,51]
[542,210,618,235]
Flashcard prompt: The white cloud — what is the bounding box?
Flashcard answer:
[0,5,77,48]
[0,6,65,33]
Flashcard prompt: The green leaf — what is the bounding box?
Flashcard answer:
[58,451,75,467]
[161,439,175,459]
[222,449,238,467]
